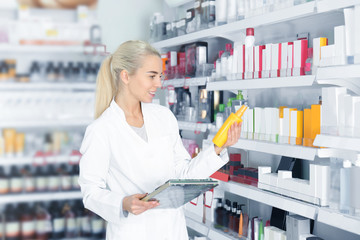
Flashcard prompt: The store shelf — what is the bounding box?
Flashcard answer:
[0,154,80,166]
[317,208,360,235]
[152,2,315,49]
[316,0,359,13]
[206,76,315,91]
[0,119,93,128]
[0,82,96,91]
[231,138,325,161]
[162,77,208,88]
[185,210,236,240]
[0,191,82,204]
[316,65,360,95]
[220,181,318,220]
[0,44,85,54]
[178,121,208,133]
[313,134,360,152]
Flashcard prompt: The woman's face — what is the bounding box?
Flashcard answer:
[127,55,163,103]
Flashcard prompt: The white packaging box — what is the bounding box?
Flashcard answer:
[234,42,245,78]
[264,226,274,240]
[286,215,310,240]
[277,170,292,189]
[338,93,349,135]
[255,46,264,79]
[321,87,347,135]
[344,8,355,57]
[248,108,254,139]
[320,45,335,66]
[313,164,330,206]
[245,46,254,79]
[254,107,263,140]
[344,96,360,136]
[281,108,291,143]
[280,42,288,77]
[241,109,249,138]
[293,40,307,76]
[265,43,272,77]
[258,166,272,184]
[271,43,280,78]
[287,44,294,77]
[262,48,267,78]
[232,42,241,75]
[271,108,280,142]
[313,38,327,71]
[355,5,360,63]
[290,110,301,145]
[273,228,287,240]
[265,108,273,141]
[334,25,347,65]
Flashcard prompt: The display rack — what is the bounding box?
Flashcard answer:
[162,77,208,88]
[313,134,360,152]
[231,138,326,161]
[0,191,82,205]
[0,119,93,128]
[0,82,96,91]
[0,154,80,166]
[206,76,315,92]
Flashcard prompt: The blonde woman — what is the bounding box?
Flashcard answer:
[79,40,242,239]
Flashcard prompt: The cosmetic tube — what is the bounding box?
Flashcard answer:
[3,129,16,157]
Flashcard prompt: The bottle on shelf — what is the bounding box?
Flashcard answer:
[216,103,225,130]
[305,47,313,75]
[64,202,77,238]
[19,203,36,240]
[229,201,237,232]
[35,166,48,192]
[223,199,232,232]
[236,204,245,236]
[340,160,352,214]
[47,165,60,192]
[35,202,51,240]
[10,166,23,194]
[71,164,80,190]
[236,0,245,20]
[50,201,65,239]
[216,0,227,26]
[350,155,360,216]
[22,165,36,193]
[0,166,9,194]
[227,0,237,23]
[90,213,105,239]
[216,51,224,79]
[214,198,226,229]
[59,164,72,191]
[221,43,232,78]
[5,204,21,240]
[208,0,216,28]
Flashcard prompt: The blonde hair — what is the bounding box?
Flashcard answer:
[94,40,161,119]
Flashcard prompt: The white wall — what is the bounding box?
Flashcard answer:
[97,0,163,52]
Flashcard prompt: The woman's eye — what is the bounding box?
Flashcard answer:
[150,75,156,79]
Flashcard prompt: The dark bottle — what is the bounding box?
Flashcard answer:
[10,166,23,193]
[74,200,83,237]
[81,208,92,238]
[77,62,86,82]
[35,202,51,240]
[59,164,72,191]
[0,166,9,194]
[229,202,237,232]
[44,134,52,154]
[35,166,47,192]
[5,204,21,240]
[29,61,42,82]
[90,212,104,239]
[223,200,231,231]
[71,165,80,190]
[214,198,225,229]
[50,201,65,239]
[19,203,36,240]
[22,165,35,193]
[46,62,56,82]
[47,165,60,192]
[64,202,77,238]
[56,62,65,82]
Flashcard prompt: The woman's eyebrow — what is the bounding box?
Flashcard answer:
[146,71,159,74]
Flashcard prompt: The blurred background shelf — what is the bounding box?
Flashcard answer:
[0,119,93,128]
[0,44,85,53]
[206,76,315,91]
[0,191,82,204]
[0,154,80,166]
[231,138,325,161]
[162,77,208,88]
[0,82,96,91]
[178,121,208,133]
[317,208,360,235]
[314,134,360,152]
[220,181,318,220]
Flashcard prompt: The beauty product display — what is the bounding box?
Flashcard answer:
[2,200,105,240]
[149,0,314,42]
[0,128,84,158]
[0,92,94,122]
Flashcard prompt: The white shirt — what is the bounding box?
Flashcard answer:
[79,100,229,240]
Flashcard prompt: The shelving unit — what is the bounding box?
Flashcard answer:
[162,77,208,88]
[0,119,93,128]
[314,134,360,152]
[231,138,325,161]
[0,191,82,205]
[0,44,85,53]
[0,82,96,91]
[206,75,315,91]
[0,154,80,166]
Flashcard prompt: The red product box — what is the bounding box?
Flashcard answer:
[210,171,230,182]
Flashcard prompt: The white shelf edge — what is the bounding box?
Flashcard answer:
[162,77,208,88]
[231,138,319,160]
[313,134,360,152]
[206,76,315,91]
[316,65,360,80]
[316,0,360,13]
[317,208,360,235]
[152,2,315,49]
[0,82,96,91]
[0,44,85,53]
[0,191,82,204]
[0,119,93,128]
[220,181,318,220]
[178,121,208,133]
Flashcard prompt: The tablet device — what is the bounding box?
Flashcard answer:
[141,179,219,209]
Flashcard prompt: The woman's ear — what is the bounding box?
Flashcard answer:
[120,70,130,85]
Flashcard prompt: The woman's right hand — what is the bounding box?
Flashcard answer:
[122,193,160,215]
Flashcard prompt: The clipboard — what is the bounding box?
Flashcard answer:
[141,179,219,209]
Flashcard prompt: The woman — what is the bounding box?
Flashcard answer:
[79,40,242,239]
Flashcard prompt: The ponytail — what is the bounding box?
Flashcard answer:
[94,55,115,119]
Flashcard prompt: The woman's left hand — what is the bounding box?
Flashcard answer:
[214,122,242,155]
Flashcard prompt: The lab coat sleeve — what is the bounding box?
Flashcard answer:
[79,124,126,224]
[171,121,229,179]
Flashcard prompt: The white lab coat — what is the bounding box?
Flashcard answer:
[79,100,229,240]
